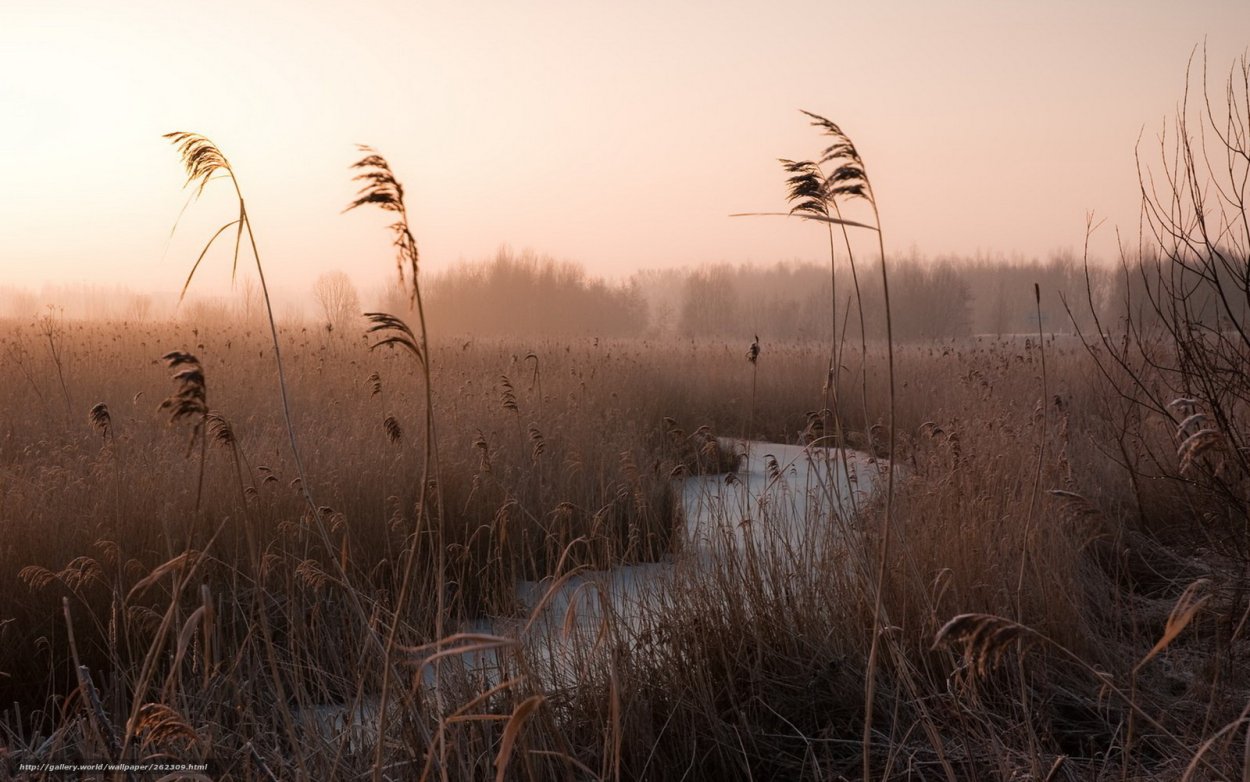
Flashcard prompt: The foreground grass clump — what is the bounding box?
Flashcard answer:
[1,321,1248,779]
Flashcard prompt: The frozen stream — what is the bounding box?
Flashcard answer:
[510,441,881,639]
[305,441,884,744]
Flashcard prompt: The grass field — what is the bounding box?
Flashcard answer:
[2,315,1247,780]
[4,58,1249,779]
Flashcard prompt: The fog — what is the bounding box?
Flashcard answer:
[4,246,1220,342]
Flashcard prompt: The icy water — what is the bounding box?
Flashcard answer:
[304,441,884,744]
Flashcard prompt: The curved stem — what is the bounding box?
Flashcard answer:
[862,197,895,782]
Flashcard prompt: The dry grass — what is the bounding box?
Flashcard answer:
[0,318,1247,779]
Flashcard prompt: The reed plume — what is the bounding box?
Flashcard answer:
[383,415,403,444]
[88,402,111,440]
[346,147,421,305]
[158,351,212,511]
[205,412,236,448]
[363,312,423,364]
[158,352,208,454]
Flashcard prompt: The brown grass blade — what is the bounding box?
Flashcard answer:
[402,632,518,684]
[495,695,544,782]
[162,605,208,697]
[1179,707,1250,781]
[1135,578,1212,673]
[179,219,241,302]
[518,535,589,636]
[729,211,879,231]
[126,551,197,603]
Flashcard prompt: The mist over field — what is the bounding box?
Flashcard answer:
[0,248,1132,341]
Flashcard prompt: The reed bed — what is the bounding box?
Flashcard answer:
[1,318,1246,779]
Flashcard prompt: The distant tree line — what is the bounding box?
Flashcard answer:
[633,253,1122,342]
[5,248,1244,341]
[410,248,648,338]
[403,250,1128,341]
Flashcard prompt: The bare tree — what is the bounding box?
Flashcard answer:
[127,293,152,323]
[1076,51,1250,557]
[235,275,263,323]
[312,270,361,333]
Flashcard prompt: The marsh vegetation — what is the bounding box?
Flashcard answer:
[3,55,1250,781]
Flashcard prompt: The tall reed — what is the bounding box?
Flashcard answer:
[345,147,448,779]
[736,111,899,777]
[163,133,315,515]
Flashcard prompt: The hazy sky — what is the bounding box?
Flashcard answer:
[3,0,1249,298]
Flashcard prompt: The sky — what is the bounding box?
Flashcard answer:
[3,0,1249,301]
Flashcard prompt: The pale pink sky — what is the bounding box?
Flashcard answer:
[3,0,1248,298]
